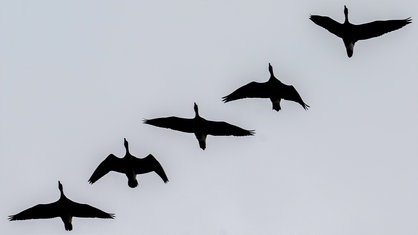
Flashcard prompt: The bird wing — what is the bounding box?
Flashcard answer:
[9,203,60,220]
[133,154,169,183]
[355,18,411,40]
[70,202,114,219]
[88,154,123,184]
[204,120,255,136]
[310,15,343,38]
[143,117,194,133]
[283,85,310,110]
[222,81,270,102]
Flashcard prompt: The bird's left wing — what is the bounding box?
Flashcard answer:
[9,203,59,220]
[143,117,194,133]
[88,154,123,184]
[310,15,343,38]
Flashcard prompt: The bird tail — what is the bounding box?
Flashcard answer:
[198,140,206,150]
[64,221,73,231]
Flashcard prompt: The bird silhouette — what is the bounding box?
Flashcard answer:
[222,63,309,112]
[310,5,411,57]
[89,138,169,188]
[143,103,254,150]
[8,181,114,231]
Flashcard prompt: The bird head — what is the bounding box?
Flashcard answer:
[344,5,348,18]
[268,63,274,76]
[193,102,199,116]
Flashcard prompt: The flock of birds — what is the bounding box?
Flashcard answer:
[8,5,411,232]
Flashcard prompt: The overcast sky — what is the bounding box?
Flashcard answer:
[1,0,418,234]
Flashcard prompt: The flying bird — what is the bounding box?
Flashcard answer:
[310,5,411,57]
[89,138,169,188]
[8,181,114,231]
[143,103,254,150]
[222,63,309,112]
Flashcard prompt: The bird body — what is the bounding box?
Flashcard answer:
[310,5,411,57]
[88,138,168,188]
[144,103,254,150]
[9,181,114,231]
[222,63,309,112]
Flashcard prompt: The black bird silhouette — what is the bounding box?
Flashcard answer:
[89,138,168,188]
[222,63,309,112]
[143,103,254,150]
[8,181,114,231]
[310,5,411,57]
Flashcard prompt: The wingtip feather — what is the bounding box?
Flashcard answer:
[406,17,412,24]
[221,96,230,103]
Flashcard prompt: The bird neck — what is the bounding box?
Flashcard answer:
[59,186,65,199]
[124,145,130,155]
[194,104,199,117]
[268,67,274,77]
[344,6,349,23]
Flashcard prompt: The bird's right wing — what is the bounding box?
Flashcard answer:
[134,154,169,183]
[71,202,115,219]
[222,81,269,102]
[205,120,255,136]
[9,203,59,220]
[143,117,194,133]
[88,154,123,184]
[310,15,343,38]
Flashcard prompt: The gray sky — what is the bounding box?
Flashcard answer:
[1,0,417,234]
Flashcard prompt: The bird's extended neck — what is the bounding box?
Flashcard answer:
[193,103,199,117]
[124,138,130,155]
[268,63,275,80]
[344,5,349,23]
[58,181,65,198]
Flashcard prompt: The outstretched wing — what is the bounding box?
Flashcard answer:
[88,154,123,184]
[222,81,269,102]
[283,85,310,110]
[310,15,343,38]
[71,202,115,219]
[355,18,411,40]
[143,117,194,133]
[204,120,255,136]
[9,203,59,220]
[134,154,169,183]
